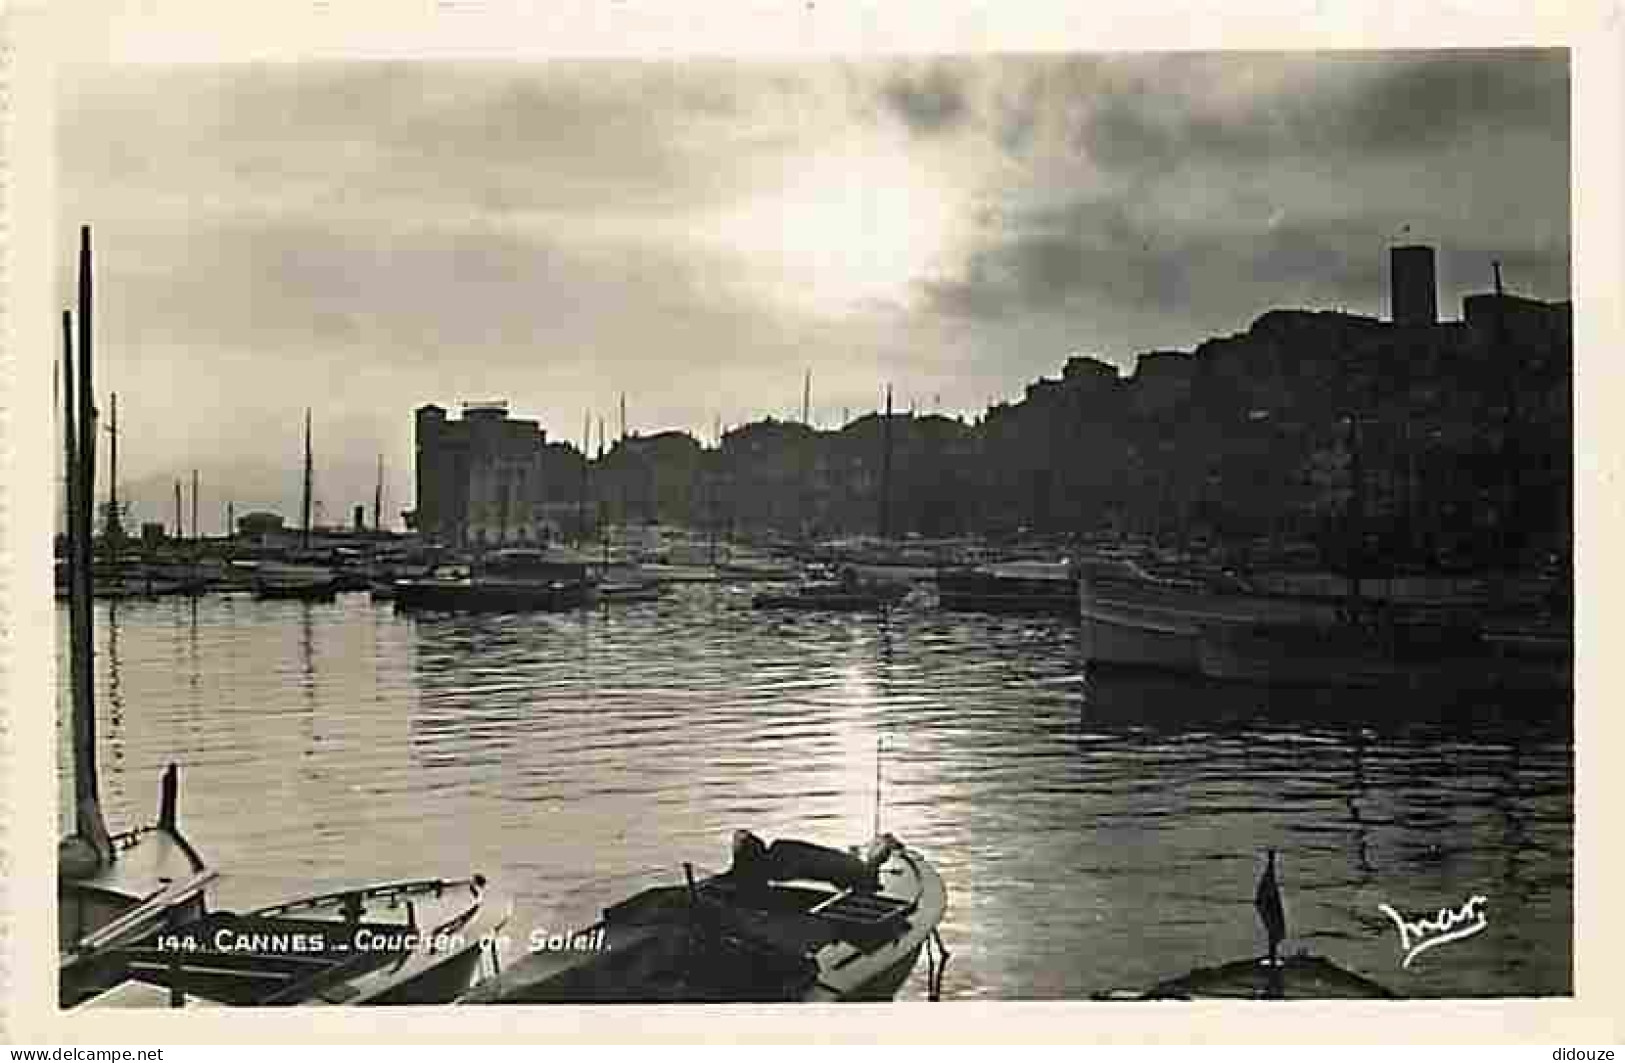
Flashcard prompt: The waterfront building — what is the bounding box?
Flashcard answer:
[414,401,560,547]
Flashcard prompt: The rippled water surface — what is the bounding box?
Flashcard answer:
[57,589,1572,1000]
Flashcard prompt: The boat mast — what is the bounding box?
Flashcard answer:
[880,384,893,542]
[578,410,590,547]
[68,223,110,857]
[301,408,313,549]
[374,454,384,533]
[173,481,182,540]
[106,391,121,549]
[597,416,609,566]
[191,469,199,548]
[801,370,813,541]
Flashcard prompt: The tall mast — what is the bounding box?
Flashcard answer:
[174,481,183,540]
[619,393,627,443]
[64,308,101,853]
[880,384,893,541]
[301,408,313,547]
[374,453,384,532]
[191,469,199,546]
[802,368,811,425]
[69,222,109,854]
[60,328,73,545]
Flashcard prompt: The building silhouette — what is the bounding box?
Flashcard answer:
[1390,244,1439,326]
[413,401,575,547]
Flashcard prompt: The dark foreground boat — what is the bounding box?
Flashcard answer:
[461,831,948,1003]
[73,875,510,1008]
[1092,851,1396,1001]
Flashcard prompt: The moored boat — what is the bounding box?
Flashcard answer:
[752,570,909,612]
[252,560,341,602]
[1078,559,1340,675]
[716,551,802,582]
[394,548,591,613]
[73,875,510,1007]
[460,831,947,1004]
[1092,850,1396,1001]
[937,560,1078,616]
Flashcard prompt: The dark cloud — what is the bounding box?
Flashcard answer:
[1073,50,1568,176]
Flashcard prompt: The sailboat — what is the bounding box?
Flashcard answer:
[254,409,340,601]
[59,227,512,1010]
[58,226,219,1006]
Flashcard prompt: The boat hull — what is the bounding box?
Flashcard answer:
[1197,620,1571,692]
[254,581,340,602]
[78,876,509,1007]
[752,591,904,612]
[1095,953,1397,1000]
[393,579,588,613]
[937,567,1077,617]
[60,825,219,1008]
[462,837,945,1004]
[1078,570,1340,675]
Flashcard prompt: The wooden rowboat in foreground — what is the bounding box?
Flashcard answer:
[462,831,948,1003]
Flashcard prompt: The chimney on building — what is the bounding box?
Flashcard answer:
[1390,244,1438,326]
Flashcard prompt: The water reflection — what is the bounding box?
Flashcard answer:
[59,588,1572,999]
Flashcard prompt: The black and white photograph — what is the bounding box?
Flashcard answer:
[7,0,1613,1040]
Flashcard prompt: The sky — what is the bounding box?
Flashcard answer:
[55,50,1571,533]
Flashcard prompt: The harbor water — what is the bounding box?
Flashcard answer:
[55,587,1573,1000]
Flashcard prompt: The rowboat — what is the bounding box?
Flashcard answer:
[73,876,510,1007]
[461,831,948,1003]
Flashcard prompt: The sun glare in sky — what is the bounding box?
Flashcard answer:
[709,132,966,314]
